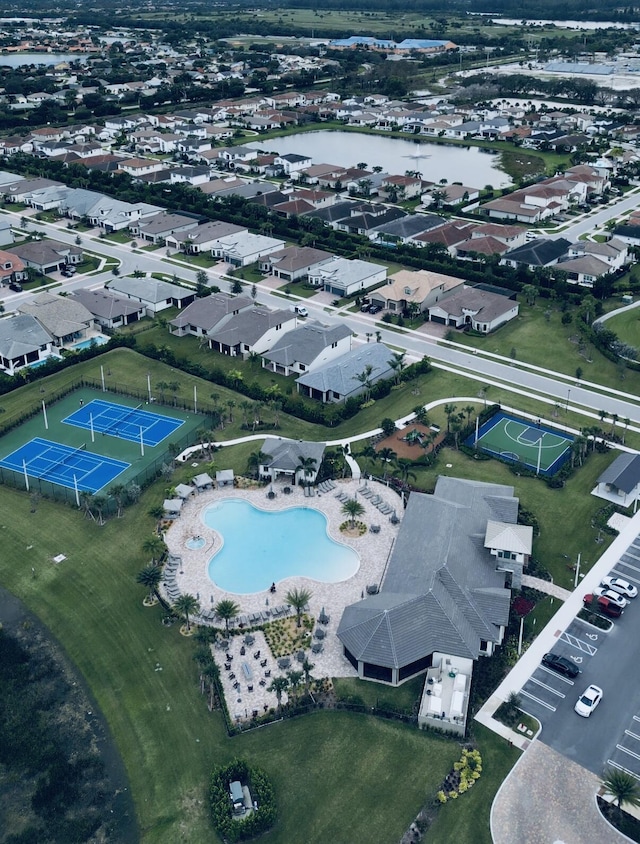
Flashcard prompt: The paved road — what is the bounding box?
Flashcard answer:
[8,208,640,425]
[547,185,640,242]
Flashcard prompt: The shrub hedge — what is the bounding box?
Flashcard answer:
[209,759,276,842]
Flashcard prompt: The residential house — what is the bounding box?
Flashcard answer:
[307,257,387,297]
[258,438,325,485]
[0,249,27,286]
[380,174,423,201]
[2,178,65,203]
[168,293,254,339]
[166,221,247,254]
[131,211,200,245]
[117,157,165,177]
[415,221,477,256]
[207,306,295,357]
[258,246,334,282]
[0,313,55,375]
[565,238,628,270]
[337,477,527,707]
[262,320,353,376]
[106,277,195,315]
[427,286,519,333]
[500,238,571,271]
[556,254,612,288]
[18,292,94,348]
[371,214,445,245]
[210,232,286,267]
[296,342,395,403]
[274,153,312,175]
[70,288,146,329]
[368,269,463,314]
[11,239,82,274]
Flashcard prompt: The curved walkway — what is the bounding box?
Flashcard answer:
[594,298,640,326]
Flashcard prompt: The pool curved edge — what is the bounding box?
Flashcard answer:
[199,498,361,595]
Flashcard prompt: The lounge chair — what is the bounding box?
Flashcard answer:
[361,489,374,499]
[370,524,381,534]
[311,642,324,654]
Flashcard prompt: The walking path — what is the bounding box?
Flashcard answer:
[521,575,572,601]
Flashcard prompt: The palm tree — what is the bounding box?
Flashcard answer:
[286,669,304,702]
[110,483,127,518]
[143,535,166,564]
[285,586,313,628]
[295,455,317,488]
[600,767,640,821]
[388,351,406,385]
[301,657,315,695]
[341,498,365,526]
[148,504,165,532]
[444,403,457,433]
[247,450,266,480]
[394,458,417,489]
[352,364,376,402]
[174,593,200,632]
[79,491,95,520]
[214,598,240,633]
[268,676,289,714]
[156,380,169,402]
[377,447,397,479]
[137,564,162,603]
[623,417,631,445]
[464,405,475,425]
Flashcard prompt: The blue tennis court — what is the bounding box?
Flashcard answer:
[0,437,130,493]
[63,399,184,446]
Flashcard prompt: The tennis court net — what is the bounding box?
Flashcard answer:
[104,403,143,436]
[36,442,87,479]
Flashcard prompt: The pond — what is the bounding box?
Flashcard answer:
[0,52,87,67]
[246,130,511,188]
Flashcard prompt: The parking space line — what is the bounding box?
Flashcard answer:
[625,730,640,742]
[520,690,556,711]
[538,666,575,685]
[606,760,640,781]
[611,569,640,584]
[616,745,640,762]
[618,559,640,574]
[633,716,640,724]
[560,631,598,655]
[529,677,566,698]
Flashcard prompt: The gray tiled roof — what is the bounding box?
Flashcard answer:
[107,276,191,304]
[209,307,292,348]
[263,320,352,367]
[261,438,325,472]
[503,237,571,267]
[169,293,254,331]
[70,288,145,320]
[372,213,445,239]
[598,452,640,494]
[295,343,394,397]
[19,292,93,339]
[338,477,520,667]
[0,313,53,359]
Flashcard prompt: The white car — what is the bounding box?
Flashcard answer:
[575,684,603,718]
[601,576,638,599]
[593,586,629,608]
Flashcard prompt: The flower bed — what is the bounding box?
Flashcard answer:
[262,615,314,658]
[339,520,367,537]
[436,748,482,803]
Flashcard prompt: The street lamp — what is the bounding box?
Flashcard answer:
[566,389,571,412]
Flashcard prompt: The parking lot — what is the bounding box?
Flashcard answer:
[518,533,640,777]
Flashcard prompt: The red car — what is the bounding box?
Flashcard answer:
[583,594,623,618]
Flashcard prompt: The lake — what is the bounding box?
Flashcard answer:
[0,52,87,68]
[247,130,511,188]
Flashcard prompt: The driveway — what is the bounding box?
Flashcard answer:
[491,741,620,844]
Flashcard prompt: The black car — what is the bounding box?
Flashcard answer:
[9,281,22,291]
[368,303,383,314]
[541,652,580,678]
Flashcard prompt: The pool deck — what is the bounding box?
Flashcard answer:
[162,477,402,721]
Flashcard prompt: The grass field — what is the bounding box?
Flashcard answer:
[604,306,640,351]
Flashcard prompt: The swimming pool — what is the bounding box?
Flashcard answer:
[203,499,359,594]
[72,335,109,351]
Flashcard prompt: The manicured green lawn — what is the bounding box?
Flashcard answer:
[333,675,424,713]
[425,725,520,844]
[453,302,640,399]
[604,306,640,351]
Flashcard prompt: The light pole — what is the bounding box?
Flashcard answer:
[566,389,571,412]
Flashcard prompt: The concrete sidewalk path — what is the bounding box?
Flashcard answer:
[521,574,572,601]
[491,741,625,844]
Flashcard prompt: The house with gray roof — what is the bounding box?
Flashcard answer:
[594,452,640,509]
[131,211,200,245]
[165,220,247,254]
[85,196,163,232]
[258,246,334,282]
[210,232,286,267]
[500,237,571,271]
[70,289,146,329]
[427,286,518,333]
[208,306,295,357]
[11,239,82,274]
[371,213,445,244]
[337,477,531,728]
[18,292,94,347]
[307,257,387,298]
[258,438,325,485]
[58,188,110,220]
[0,313,55,375]
[169,292,254,338]
[106,277,195,314]
[296,342,394,403]
[262,320,353,376]
[2,178,65,204]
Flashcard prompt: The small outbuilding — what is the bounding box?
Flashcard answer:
[593,452,640,510]
[216,469,234,488]
[191,472,214,492]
